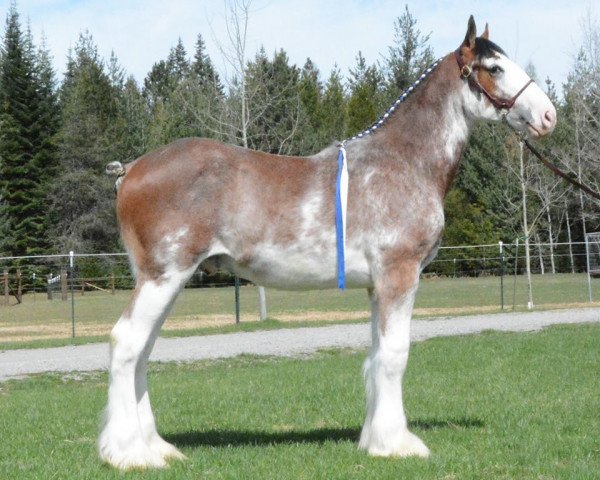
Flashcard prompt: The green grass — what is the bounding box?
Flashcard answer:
[1,273,598,349]
[1,323,599,479]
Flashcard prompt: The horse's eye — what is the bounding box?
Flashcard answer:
[488,65,503,75]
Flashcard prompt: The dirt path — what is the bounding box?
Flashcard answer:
[1,307,599,381]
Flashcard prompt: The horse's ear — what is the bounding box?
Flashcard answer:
[482,23,490,40]
[463,15,477,49]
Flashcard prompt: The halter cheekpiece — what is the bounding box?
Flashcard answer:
[453,49,534,111]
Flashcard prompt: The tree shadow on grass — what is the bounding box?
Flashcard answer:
[164,416,484,449]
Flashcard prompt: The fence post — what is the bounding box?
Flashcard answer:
[16,268,22,304]
[258,286,267,320]
[512,238,520,310]
[110,272,115,295]
[70,251,75,338]
[60,268,68,301]
[3,269,8,306]
[47,273,53,300]
[585,233,592,302]
[498,241,504,310]
[234,276,241,324]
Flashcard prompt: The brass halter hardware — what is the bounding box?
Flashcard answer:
[460,64,473,79]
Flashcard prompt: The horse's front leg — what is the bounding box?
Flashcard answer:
[359,260,430,458]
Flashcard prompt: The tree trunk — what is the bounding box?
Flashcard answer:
[565,200,576,274]
[546,206,556,274]
[258,285,267,320]
[519,142,534,309]
[535,233,545,275]
[575,119,588,239]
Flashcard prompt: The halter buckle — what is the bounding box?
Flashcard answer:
[460,64,472,79]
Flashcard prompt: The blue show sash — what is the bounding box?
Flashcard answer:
[335,146,348,289]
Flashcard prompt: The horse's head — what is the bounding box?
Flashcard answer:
[455,16,556,138]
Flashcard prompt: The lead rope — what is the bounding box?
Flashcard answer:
[335,57,444,289]
[504,120,600,201]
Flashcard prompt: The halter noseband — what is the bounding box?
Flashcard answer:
[454,49,534,110]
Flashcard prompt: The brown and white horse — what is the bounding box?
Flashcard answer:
[99,17,556,469]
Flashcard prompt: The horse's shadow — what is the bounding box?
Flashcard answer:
[164,417,484,449]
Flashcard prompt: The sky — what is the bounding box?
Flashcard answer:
[4,0,598,91]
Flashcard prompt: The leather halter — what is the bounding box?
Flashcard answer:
[454,49,534,110]
[454,50,600,202]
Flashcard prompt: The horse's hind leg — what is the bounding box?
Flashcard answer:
[98,263,197,469]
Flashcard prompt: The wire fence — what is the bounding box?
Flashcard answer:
[0,241,598,344]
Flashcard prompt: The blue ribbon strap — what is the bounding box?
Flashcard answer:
[335,146,348,289]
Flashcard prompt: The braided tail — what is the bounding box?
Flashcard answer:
[105,161,127,191]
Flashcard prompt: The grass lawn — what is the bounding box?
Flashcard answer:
[0,323,598,479]
[1,273,598,348]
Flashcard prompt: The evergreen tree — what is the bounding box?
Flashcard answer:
[455,124,520,240]
[0,4,58,255]
[192,34,223,94]
[120,76,151,159]
[244,48,307,154]
[321,66,346,143]
[299,59,322,126]
[442,188,496,246]
[143,59,172,109]
[145,35,226,148]
[298,58,325,151]
[50,32,123,252]
[144,38,190,110]
[167,38,190,80]
[383,5,434,99]
[346,51,384,137]
[31,34,61,250]
[0,193,12,255]
[57,32,122,170]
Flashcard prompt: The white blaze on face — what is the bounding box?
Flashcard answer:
[481,52,557,137]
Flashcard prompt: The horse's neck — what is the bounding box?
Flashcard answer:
[371,55,472,196]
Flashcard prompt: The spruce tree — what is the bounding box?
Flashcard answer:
[145,36,226,147]
[192,34,223,94]
[298,58,326,151]
[50,32,122,252]
[0,5,58,255]
[0,193,12,256]
[321,66,347,143]
[144,39,191,110]
[120,76,151,159]
[346,51,384,137]
[245,48,306,155]
[383,5,434,98]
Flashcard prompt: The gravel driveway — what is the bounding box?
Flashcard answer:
[1,308,599,382]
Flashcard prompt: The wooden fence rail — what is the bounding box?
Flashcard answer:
[2,269,117,305]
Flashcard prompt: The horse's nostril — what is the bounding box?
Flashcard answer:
[543,110,556,129]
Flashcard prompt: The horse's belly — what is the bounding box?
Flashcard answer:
[230,243,372,290]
